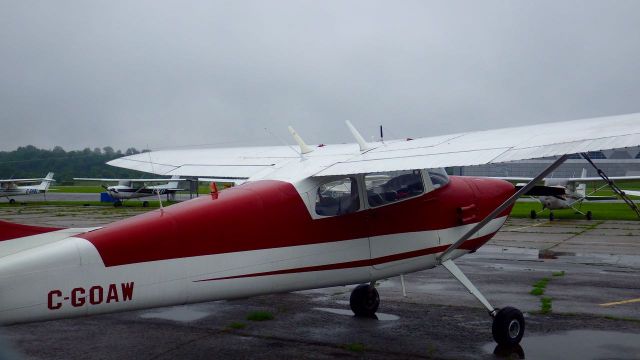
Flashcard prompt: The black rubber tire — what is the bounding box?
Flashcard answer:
[113,201,123,207]
[529,210,537,219]
[586,211,592,221]
[492,307,525,346]
[549,212,554,221]
[350,284,380,317]
[142,201,149,208]
[9,199,15,204]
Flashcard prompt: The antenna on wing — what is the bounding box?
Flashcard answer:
[264,127,305,159]
[345,120,372,152]
[288,126,313,154]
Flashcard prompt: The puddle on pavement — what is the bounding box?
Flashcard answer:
[139,306,212,322]
[483,330,640,360]
[313,307,400,321]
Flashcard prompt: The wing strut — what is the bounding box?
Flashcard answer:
[580,152,640,218]
[438,154,569,263]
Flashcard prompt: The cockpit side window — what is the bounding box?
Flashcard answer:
[315,177,360,216]
[365,170,424,208]
[427,168,450,189]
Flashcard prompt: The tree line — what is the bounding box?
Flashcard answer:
[0,146,148,183]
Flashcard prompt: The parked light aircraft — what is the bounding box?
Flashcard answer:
[498,169,640,220]
[73,176,186,207]
[2,114,640,347]
[0,172,55,203]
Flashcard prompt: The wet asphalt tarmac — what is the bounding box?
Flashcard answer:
[1,204,639,360]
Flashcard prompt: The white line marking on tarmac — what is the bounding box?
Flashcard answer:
[599,297,640,307]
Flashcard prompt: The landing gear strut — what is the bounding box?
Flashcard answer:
[442,259,525,346]
[349,283,380,317]
[434,156,567,346]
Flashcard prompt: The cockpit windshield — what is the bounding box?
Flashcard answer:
[427,168,450,189]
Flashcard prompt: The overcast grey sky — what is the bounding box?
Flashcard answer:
[1,0,639,151]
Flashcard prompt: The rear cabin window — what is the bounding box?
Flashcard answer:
[315,177,360,216]
[365,170,424,207]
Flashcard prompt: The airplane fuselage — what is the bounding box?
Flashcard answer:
[0,186,45,198]
[537,194,579,210]
[105,186,170,200]
[0,176,514,325]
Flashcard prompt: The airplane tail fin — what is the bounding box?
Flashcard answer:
[576,168,587,197]
[37,172,55,191]
[166,175,181,189]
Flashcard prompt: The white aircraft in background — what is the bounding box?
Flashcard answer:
[498,169,640,220]
[0,172,55,203]
[73,176,187,207]
[2,114,640,348]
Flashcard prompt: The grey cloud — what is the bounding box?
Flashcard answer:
[1,0,639,151]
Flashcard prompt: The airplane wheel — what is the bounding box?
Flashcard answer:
[586,211,592,221]
[529,210,537,219]
[9,199,15,204]
[549,212,554,221]
[350,284,379,317]
[142,201,149,207]
[492,307,525,346]
[113,201,123,207]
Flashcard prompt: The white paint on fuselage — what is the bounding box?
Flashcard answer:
[0,216,507,325]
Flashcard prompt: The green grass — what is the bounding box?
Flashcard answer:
[540,297,553,314]
[528,275,557,313]
[342,343,365,353]
[510,202,640,221]
[51,186,105,193]
[603,315,640,323]
[530,277,550,296]
[530,287,544,296]
[552,270,566,277]
[228,322,246,329]
[246,311,274,321]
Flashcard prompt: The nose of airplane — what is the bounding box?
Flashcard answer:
[467,177,516,216]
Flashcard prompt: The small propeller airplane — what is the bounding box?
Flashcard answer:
[0,172,55,203]
[498,169,640,220]
[2,113,640,347]
[73,176,187,207]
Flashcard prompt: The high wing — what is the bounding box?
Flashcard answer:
[497,176,640,183]
[623,190,640,197]
[108,112,640,179]
[566,176,640,183]
[0,178,51,184]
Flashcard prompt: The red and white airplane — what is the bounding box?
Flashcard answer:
[1,114,640,347]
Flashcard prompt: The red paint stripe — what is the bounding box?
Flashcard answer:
[80,177,515,267]
[0,220,63,242]
[193,234,494,282]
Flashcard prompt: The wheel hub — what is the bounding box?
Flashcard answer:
[508,319,520,339]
